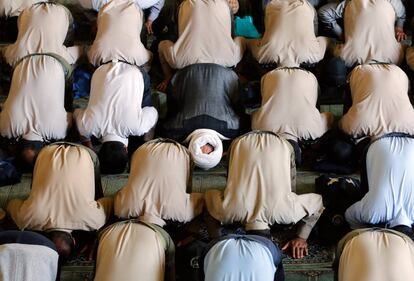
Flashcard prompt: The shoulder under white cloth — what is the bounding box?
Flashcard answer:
[184,129,229,170]
[0,243,58,281]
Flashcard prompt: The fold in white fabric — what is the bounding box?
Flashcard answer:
[184,129,229,170]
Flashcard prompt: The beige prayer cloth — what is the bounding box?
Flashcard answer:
[88,0,151,67]
[114,140,204,226]
[7,144,112,231]
[3,3,81,67]
[0,56,69,141]
[158,0,245,69]
[338,229,414,281]
[406,46,414,70]
[252,68,332,141]
[0,0,44,17]
[249,0,328,67]
[340,63,414,138]
[335,0,404,67]
[94,221,169,281]
[205,131,323,231]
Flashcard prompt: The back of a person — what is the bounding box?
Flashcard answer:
[4,2,75,66]
[345,136,414,228]
[338,229,414,281]
[94,221,167,281]
[340,63,414,137]
[114,139,203,224]
[0,0,45,17]
[252,67,331,140]
[0,55,68,142]
[88,0,151,66]
[254,0,323,65]
[11,144,105,231]
[163,63,241,138]
[204,237,276,281]
[172,0,239,67]
[340,0,403,66]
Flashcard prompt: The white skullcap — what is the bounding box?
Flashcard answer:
[184,129,229,170]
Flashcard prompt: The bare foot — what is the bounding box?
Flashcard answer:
[156,79,170,92]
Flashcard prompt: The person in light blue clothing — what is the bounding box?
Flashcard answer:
[202,234,285,281]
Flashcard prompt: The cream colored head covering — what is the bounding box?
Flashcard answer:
[184,129,229,170]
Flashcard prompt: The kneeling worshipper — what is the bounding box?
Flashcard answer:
[94,219,175,281]
[202,234,285,281]
[184,129,228,170]
[345,134,414,233]
[339,63,414,139]
[74,60,158,174]
[0,230,59,281]
[87,0,152,67]
[334,228,414,281]
[161,63,247,141]
[252,67,333,142]
[205,131,324,259]
[6,143,113,259]
[248,0,328,67]
[157,0,245,90]
[114,139,204,226]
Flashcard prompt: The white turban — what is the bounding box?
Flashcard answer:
[184,129,229,170]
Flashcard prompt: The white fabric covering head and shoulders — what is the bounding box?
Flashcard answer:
[6,144,109,231]
[0,0,45,17]
[204,238,276,281]
[88,0,152,66]
[339,63,414,138]
[337,228,414,281]
[3,2,81,67]
[0,243,58,281]
[252,67,332,141]
[205,131,323,230]
[74,61,158,146]
[0,55,70,141]
[114,139,204,226]
[94,220,174,281]
[345,136,414,229]
[249,0,328,66]
[336,0,405,66]
[158,0,245,69]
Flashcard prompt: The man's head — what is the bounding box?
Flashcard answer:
[17,140,44,172]
[98,141,128,174]
[48,231,75,261]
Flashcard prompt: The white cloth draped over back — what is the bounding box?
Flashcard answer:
[0,0,45,17]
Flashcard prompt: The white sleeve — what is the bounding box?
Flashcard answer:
[133,106,158,136]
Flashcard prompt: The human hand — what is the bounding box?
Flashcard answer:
[146,20,153,34]
[395,27,407,42]
[282,237,309,259]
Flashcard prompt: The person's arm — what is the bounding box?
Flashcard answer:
[134,107,159,136]
[389,0,406,41]
[146,0,166,34]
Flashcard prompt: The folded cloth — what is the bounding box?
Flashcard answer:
[184,129,229,170]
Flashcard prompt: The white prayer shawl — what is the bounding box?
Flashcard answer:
[0,0,45,17]
[250,0,328,66]
[205,132,323,230]
[74,62,158,145]
[0,243,58,281]
[3,3,81,67]
[252,68,332,141]
[184,129,229,170]
[337,0,404,66]
[88,0,152,66]
[345,137,414,229]
[161,0,244,69]
[0,56,69,141]
[339,63,414,138]
[338,229,414,281]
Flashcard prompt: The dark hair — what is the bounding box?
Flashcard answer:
[98,141,128,174]
[326,138,355,164]
[47,231,75,261]
[16,140,44,172]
